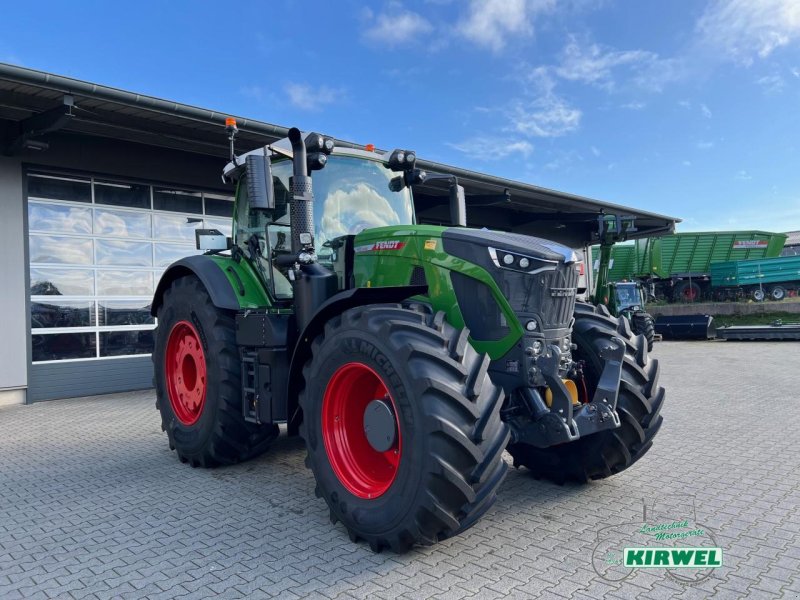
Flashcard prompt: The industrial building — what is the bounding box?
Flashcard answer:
[0,63,676,404]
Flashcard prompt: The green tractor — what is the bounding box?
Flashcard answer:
[151,124,665,553]
[592,217,656,351]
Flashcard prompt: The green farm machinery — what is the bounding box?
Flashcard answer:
[151,124,664,552]
[591,216,656,350]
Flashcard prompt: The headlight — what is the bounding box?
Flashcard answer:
[519,257,530,269]
[503,253,514,265]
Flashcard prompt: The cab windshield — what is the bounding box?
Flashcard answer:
[270,155,414,256]
[614,283,644,310]
[236,153,415,300]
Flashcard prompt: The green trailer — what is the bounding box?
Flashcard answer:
[711,254,800,301]
[593,231,787,302]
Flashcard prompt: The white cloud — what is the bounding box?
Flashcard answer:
[552,36,683,92]
[735,169,753,180]
[362,8,433,46]
[756,73,785,93]
[683,160,692,167]
[697,140,715,150]
[457,0,554,52]
[509,67,582,137]
[696,0,800,66]
[284,82,346,111]
[700,103,713,118]
[621,101,646,110]
[591,145,601,156]
[446,136,534,160]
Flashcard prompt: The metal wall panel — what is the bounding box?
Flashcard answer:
[0,157,28,397]
[28,356,153,402]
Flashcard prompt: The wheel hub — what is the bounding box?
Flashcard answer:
[321,362,401,499]
[165,320,207,426]
[363,398,397,452]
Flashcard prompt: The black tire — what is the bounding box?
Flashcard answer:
[507,302,665,484]
[153,275,278,467]
[752,287,766,302]
[769,285,786,301]
[299,304,510,553]
[673,281,702,303]
[631,312,656,352]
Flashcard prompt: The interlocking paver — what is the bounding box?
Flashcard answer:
[1,341,798,599]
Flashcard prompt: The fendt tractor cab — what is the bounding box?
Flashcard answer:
[592,216,657,351]
[151,123,664,552]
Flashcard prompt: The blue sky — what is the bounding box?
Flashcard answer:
[2,0,799,233]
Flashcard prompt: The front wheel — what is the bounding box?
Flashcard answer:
[299,305,509,553]
[507,303,665,484]
[752,287,766,302]
[631,312,656,352]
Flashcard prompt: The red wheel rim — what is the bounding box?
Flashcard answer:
[683,286,698,302]
[322,362,401,499]
[165,320,207,426]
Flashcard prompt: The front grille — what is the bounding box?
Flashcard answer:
[497,263,578,330]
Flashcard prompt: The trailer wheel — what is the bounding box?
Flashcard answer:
[673,281,701,303]
[300,305,509,553]
[631,312,655,352]
[507,302,664,484]
[153,275,278,467]
[752,287,766,302]
[769,285,786,301]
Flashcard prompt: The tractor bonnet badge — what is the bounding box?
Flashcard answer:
[550,287,577,297]
[354,240,406,252]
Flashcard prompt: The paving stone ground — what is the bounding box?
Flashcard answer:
[1,341,799,599]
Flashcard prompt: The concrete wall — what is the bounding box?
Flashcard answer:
[0,156,28,405]
[648,298,800,317]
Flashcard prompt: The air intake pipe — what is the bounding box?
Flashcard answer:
[286,127,338,331]
[287,127,314,255]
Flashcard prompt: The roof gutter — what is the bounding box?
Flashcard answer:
[0,62,290,139]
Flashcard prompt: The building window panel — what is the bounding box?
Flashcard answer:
[28,202,92,234]
[96,239,153,267]
[154,242,199,267]
[95,179,150,209]
[32,332,97,362]
[203,216,233,238]
[154,187,202,214]
[30,267,95,296]
[31,300,95,329]
[204,193,234,217]
[98,300,154,326]
[94,207,151,238]
[99,330,154,357]
[96,270,154,296]
[28,173,92,203]
[153,213,202,241]
[30,234,93,265]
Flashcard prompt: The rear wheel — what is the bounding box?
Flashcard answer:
[770,285,786,301]
[153,275,278,467]
[752,287,766,302]
[507,303,665,484]
[631,312,656,352]
[673,281,701,303]
[300,304,509,552]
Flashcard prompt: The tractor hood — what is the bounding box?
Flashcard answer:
[442,228,578,264]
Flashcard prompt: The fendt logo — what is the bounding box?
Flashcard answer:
[354,240,406,253]
[550,287,576,297]
[624,547,723,568]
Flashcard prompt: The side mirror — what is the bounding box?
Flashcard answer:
[246,153,275,210]
[449,182,466,227]
[196,228,231,251]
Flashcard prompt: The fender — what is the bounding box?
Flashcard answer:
[286,284,428,434]
[151,255,243,316]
